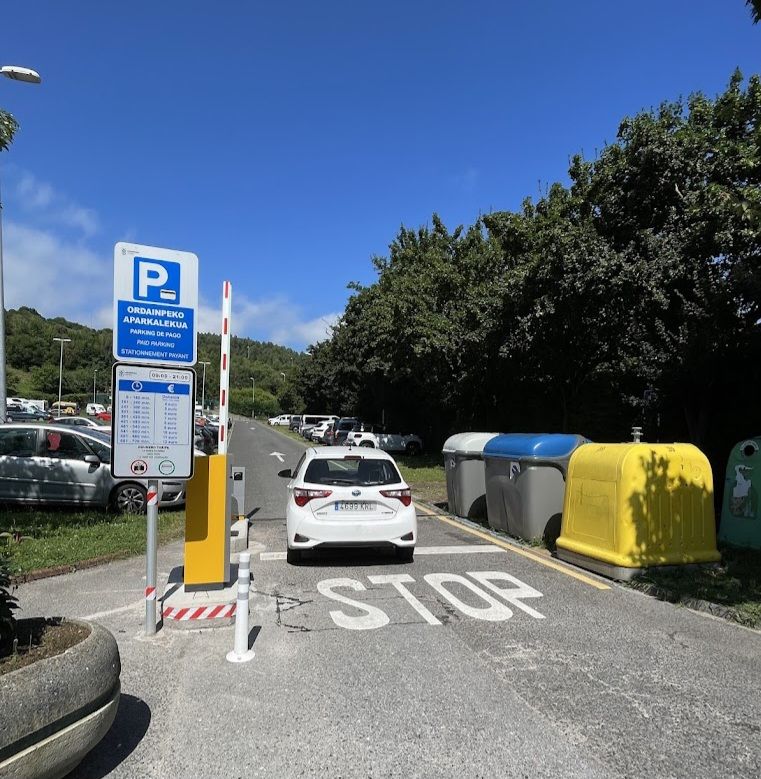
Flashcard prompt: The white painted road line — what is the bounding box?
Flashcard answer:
[413,545,505,555]
[259,544,503,562]
[261,552,287,560]
[83,600,144,621]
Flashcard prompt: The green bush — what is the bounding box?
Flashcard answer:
[0,551,18,656]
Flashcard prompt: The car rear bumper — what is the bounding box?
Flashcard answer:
[288,505,416,549]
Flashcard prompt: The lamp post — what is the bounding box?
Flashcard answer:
[280,372,286,381]
[199,361,211,413]
[250,376,255,418]
[0,65,42,421]
[53,337,71,411]
[93,368,98,403]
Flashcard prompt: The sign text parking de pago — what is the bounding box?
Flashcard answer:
[112,242,199,480]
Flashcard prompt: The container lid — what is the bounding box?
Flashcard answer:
[483,433,588,460]
[442,432,499,456]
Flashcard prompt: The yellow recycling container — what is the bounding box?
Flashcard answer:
[556,443,720,580]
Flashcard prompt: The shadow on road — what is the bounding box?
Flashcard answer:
[295,547,410,567]
[70,693,151,778]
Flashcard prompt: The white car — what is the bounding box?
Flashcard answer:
[284,447,416,564]
[347,429,424,456]
[269,414,291,426]
[309,421,332,442]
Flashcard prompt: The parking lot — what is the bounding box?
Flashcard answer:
[11,419,761,778]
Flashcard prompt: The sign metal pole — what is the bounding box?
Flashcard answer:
[145,480,159,635]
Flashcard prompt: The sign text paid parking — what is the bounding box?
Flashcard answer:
[113,242,198,365]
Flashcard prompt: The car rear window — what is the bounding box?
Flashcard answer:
[303,457,401,486]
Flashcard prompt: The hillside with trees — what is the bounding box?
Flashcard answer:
[4,307,304,416]
[294,71,761,483]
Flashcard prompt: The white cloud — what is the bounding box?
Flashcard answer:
[4,221,112,326]
[197,293,339,350]
[4,169,341,351]
[12,171,99,237]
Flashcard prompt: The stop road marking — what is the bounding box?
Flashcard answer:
[316,571,545,630]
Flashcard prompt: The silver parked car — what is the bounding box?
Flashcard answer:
[0,424,185,513]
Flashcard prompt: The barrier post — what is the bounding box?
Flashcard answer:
[226,551,255,663]
[145,480,159,635]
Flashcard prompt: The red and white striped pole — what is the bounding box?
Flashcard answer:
[145,481,159,635]
[218,281,232,454]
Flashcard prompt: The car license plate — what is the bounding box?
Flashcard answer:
[335,501,375,512]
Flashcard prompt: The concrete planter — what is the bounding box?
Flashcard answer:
[0,620,121,779]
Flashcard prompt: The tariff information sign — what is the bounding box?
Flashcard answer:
[111,363,196,479]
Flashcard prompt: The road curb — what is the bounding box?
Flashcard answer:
[626,579,751,626]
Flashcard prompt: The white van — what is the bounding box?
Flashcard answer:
[86,403,106,416]
[298,414,338,434]
[268,414,292,426]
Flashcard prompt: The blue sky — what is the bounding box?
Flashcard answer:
[0,1,759,349]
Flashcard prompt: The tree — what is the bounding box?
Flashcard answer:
[747,1,761,24]
[0,108,18,151]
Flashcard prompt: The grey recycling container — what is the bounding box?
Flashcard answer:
[442,433,499,519]
[483,433,588,542]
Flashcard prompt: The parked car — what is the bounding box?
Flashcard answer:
[50,401,79,416]
[298,414,339,435]
[86,403,106,416]
[269,414,292,426]
[282,446,415,564]
[289,415,302,432]
[95,411,112,423]
[0,424,185,512]
[310,421,332,443]
[301,424,319,440]
[332,417,361,446]
[6,406,51,422]
[348,428,424,456]
[194,423,217,455]
[52,416,110,432]
[345,423,384,448]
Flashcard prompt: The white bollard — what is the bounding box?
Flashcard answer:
[226,551,255,663]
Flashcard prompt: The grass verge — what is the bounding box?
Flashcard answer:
[627,545,761,629]
[1,507,185,576]
[270,425,309,446]
[395,454,446,504]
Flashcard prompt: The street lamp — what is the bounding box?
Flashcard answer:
[53,337,71,411]
[0,64,41,421]
[199,361,211,412]
[93,368,98,403]
[250,376,255,418]
[280,372,286,381]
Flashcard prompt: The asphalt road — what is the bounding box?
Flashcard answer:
[14,418,761,778]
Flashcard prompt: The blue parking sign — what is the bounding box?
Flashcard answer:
[113,243,198,366]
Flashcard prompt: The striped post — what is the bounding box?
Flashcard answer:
[226,551,255,663]
[145,481,159,635]
[218,281,232,455]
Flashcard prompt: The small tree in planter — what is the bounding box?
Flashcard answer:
[0,550,18,656]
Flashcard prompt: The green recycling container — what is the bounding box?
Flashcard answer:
[719,437,761,550]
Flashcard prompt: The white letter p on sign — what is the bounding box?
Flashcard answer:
[138,261,169,298]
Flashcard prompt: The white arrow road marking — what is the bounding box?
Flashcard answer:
[270,452,285,462]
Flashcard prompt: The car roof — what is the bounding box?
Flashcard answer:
[307,445,394,461]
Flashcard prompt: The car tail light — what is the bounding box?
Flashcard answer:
[293,488,332,507]
[380,488,412,507]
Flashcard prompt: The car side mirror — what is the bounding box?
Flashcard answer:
[278,468,292,479]
[84,454,101,466]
